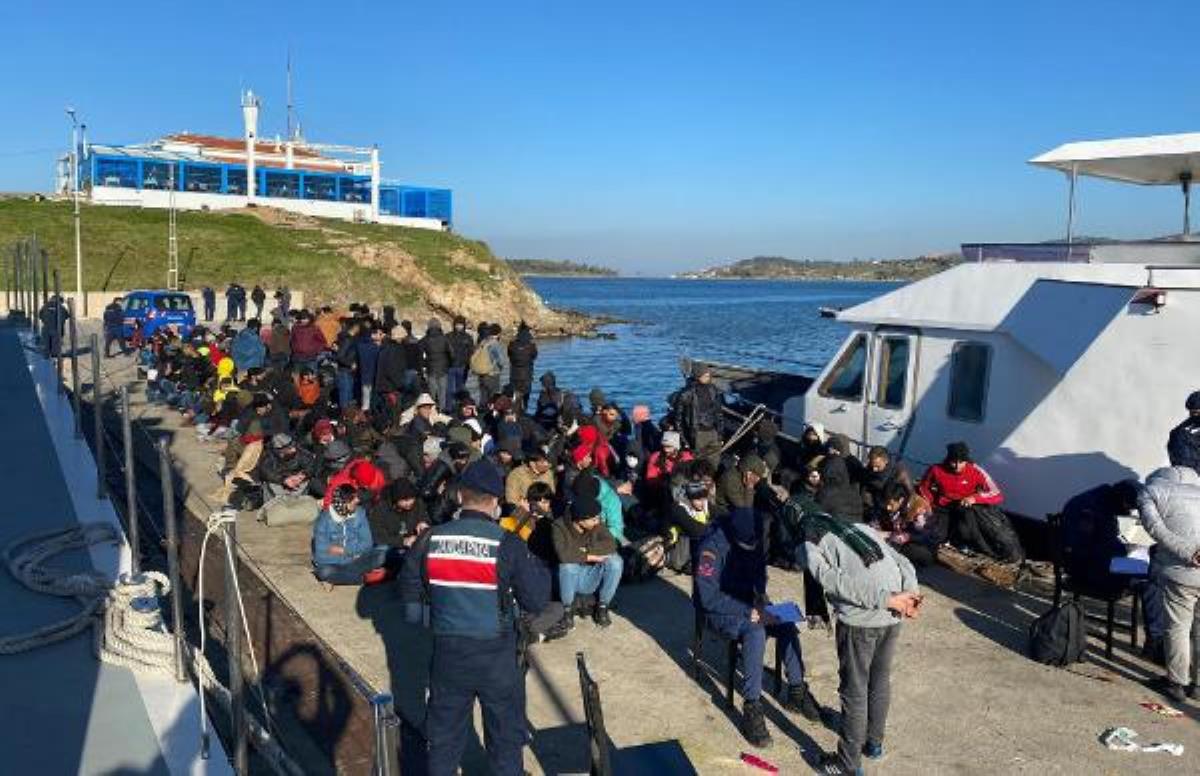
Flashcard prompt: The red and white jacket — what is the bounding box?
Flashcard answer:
[918,461,1003,508]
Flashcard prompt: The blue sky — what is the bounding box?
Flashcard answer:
[2,1,1197,273]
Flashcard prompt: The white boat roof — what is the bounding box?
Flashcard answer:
[836,263,1156,375]
[1029,132,1200,185]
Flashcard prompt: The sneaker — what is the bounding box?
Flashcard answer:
[592,604,612,629]
[740,700,772,749]
[542,617,571,642]
[862,741,884,761]
[783,683,822,722]
[814,753,863,775]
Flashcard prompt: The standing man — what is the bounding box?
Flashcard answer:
[507,322,538,414]
[799,510,921,775]
[675,364,724,464]
[1138,453,1200,704]
[447,316,474,410]
[224,283,238,322]
[37,294,70,357]
[201,285,216,322]
[694,507,821,749]
[400,460,549,776]
[102,296,127,358]
[421,318,454,411]
[399,320,423,394]
[250,284,266,320]
[1167,391,1200,475]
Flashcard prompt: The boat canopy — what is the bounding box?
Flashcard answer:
[1029,132,1200,185]
[1031,132,1200,239]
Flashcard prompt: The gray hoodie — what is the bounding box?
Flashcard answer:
[800,523,919,628]
[1138,466,1200,586]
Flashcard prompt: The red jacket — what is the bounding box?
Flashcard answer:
[322,458,387,508]
[576,425,614,478]
[290,323,328,360]
[918,462,1003,508]
[645,450,694,487]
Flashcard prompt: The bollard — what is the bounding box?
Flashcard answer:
[53,271,63,390]
[223,518,249,775]
[372,693,401,776]
[157,437,187,683]
[90,333,106,500]
[68,299,81,438]
[121,386,140,574]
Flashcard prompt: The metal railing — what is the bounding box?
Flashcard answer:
[8,234,406,774]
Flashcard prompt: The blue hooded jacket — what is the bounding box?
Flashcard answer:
[231,328,266,372]
[312,506,374,566]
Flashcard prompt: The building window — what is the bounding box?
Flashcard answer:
[184,164,221,193]
[226,168,247,195]
[304,174,337,201]
[339,176,370,203]
[948,342,991,422]
[95,157,137,188]
[402,188,428,217]
[876,335,910,409]
[379,188,400,215]
[265,170,300,199]
[820,334,868,401]
[142,161,175,190]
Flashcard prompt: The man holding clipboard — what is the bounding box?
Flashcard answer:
[694,507,822,749]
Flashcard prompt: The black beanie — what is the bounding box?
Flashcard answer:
[946,442,971,463]
[571,495,602,521]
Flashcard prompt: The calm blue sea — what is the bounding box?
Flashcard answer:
[525,277,897,416]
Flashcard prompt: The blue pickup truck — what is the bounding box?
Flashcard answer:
[122,290,196,338]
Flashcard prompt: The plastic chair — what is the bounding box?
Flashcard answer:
[1048,512,1142,659]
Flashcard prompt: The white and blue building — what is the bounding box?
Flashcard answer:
[60,90,451,230]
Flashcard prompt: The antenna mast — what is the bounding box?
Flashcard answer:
[167,167,179,290]
[286,48,295,141]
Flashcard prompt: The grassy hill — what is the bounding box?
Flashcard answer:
[507,258,618,277]
[0,197,592,333]
[680,253,962,281]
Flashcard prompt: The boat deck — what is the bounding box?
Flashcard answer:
[0,322,229,775]
[92,329,1200,775]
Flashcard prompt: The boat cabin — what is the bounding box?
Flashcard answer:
[783,133,1200,521]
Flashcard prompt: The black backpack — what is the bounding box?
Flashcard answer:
[1028,600,1087,666]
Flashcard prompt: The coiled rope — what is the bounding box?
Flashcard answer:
[0,520,302,776]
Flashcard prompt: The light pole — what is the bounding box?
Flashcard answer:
[67,107,85,316]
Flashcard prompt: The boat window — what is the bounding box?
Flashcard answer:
[876,336,910,409]
[948,342,991,422]
[820,334,868,401]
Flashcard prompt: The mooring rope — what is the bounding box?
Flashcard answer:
[0,520,302,775]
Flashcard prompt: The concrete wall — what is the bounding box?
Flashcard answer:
[1,289,305,319]
[88,186,446,231]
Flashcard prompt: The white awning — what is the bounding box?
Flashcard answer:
[1029,133,1200,185]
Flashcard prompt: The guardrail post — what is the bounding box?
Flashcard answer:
[90,333,106,500]
[372,693,401,776]
[39,247,48,316]
[157,437,187,683]
[223,517,249,775]
[68,298,81,438]
[27,243,39,338]
[53,271,63,390]
[121,386,140,574]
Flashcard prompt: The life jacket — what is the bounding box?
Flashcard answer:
[422,514,513,638]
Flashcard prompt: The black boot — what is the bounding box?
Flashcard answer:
[740,699,772,748]
[593,604,612,628]
[783,682,822,721]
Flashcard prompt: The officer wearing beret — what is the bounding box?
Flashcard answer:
[399,459,550,775]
